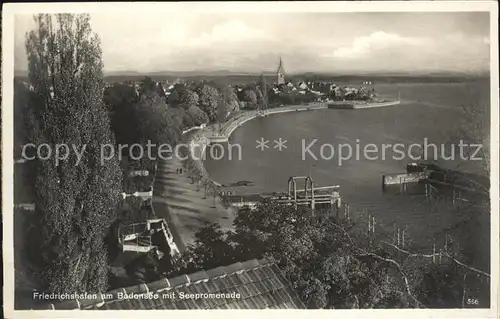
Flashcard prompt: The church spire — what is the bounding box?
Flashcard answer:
[276,56,285,85]
[277,56,284,72]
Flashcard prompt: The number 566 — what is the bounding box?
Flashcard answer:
[467,298,479,305]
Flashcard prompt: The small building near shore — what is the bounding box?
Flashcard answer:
[118,218,180,257]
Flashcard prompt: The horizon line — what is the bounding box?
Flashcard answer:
[14,69,490,77]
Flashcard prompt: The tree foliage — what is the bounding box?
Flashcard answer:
[268,90,317,106]
[414,263,463,308]
[242,89,258,109]
[104,83,140,146]
[138,76,158,97]
[14,80,34,158]
[161,199,482,309]
[134,92,182,145]
[258,74,268,110]
[216,88,229,122]
[196,84,220,123]
[23,14,122,294]
[224,87,240,112]
[186,105,209,126]
[179,89,199,109]
[164,201,409,308]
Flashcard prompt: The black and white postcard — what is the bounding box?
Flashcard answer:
[2,2,498,318]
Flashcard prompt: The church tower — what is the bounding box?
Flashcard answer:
[276,57,285,85]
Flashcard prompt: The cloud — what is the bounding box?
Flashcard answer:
[159,20,271,48]
[317,30,489,73]
[99,18,276,72]
[194,20,270,45]
[331,31,428,59]
[13,14,489,74]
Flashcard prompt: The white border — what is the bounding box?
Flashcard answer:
[2,2,499,319]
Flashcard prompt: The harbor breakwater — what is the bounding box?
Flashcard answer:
[352,100,401,109]
[328,99,401,109]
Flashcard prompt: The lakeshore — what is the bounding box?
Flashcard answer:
[154,81,490,271]
[204,102,329,143]
[152,150,235,252]
[153,103,332,250]
[11,9,494,311]
[187,102,333,178]
[203,81,491,272]
[204,99,402,144]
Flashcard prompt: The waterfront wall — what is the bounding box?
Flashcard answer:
[352,100,401,109]
[182,103,328,185]
[328,100,402,110]
[210,103,328,143]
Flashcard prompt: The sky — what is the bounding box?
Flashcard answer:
[14,12,490,75]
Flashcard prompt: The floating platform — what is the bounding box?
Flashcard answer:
[382,171,429,192]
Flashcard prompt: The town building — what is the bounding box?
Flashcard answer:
[297,81,308,91]
[118,218,180,257]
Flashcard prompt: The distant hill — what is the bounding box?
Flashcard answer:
[102,72,488,85]
[14,69,489,85]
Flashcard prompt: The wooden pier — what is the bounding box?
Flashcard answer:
[382,163,488,202]
[223,176,341,212]
[269,176,341,210]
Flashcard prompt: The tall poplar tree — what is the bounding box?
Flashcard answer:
[24,14,122,294]
[258,74,268,110]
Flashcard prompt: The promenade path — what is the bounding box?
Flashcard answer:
[203,103,327,142]
[151,104,326,252]
[152,157,236,252]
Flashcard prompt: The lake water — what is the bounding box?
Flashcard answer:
[204,80,491,270]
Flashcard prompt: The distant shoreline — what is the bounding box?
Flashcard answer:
[15,72,490,85]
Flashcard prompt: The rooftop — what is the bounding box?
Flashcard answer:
[50,258,305,310]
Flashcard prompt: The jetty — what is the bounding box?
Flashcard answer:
[328,99,401,110]
[223,175,342,214]
[328,91,401,109]
[382,162,489,198]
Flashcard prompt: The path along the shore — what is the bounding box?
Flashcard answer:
[152,155,235,252]
[204,103,328,142]
[151,103,328,252]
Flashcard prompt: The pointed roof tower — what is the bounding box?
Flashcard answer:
[276,56,285,85]
[277,57,284,71]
